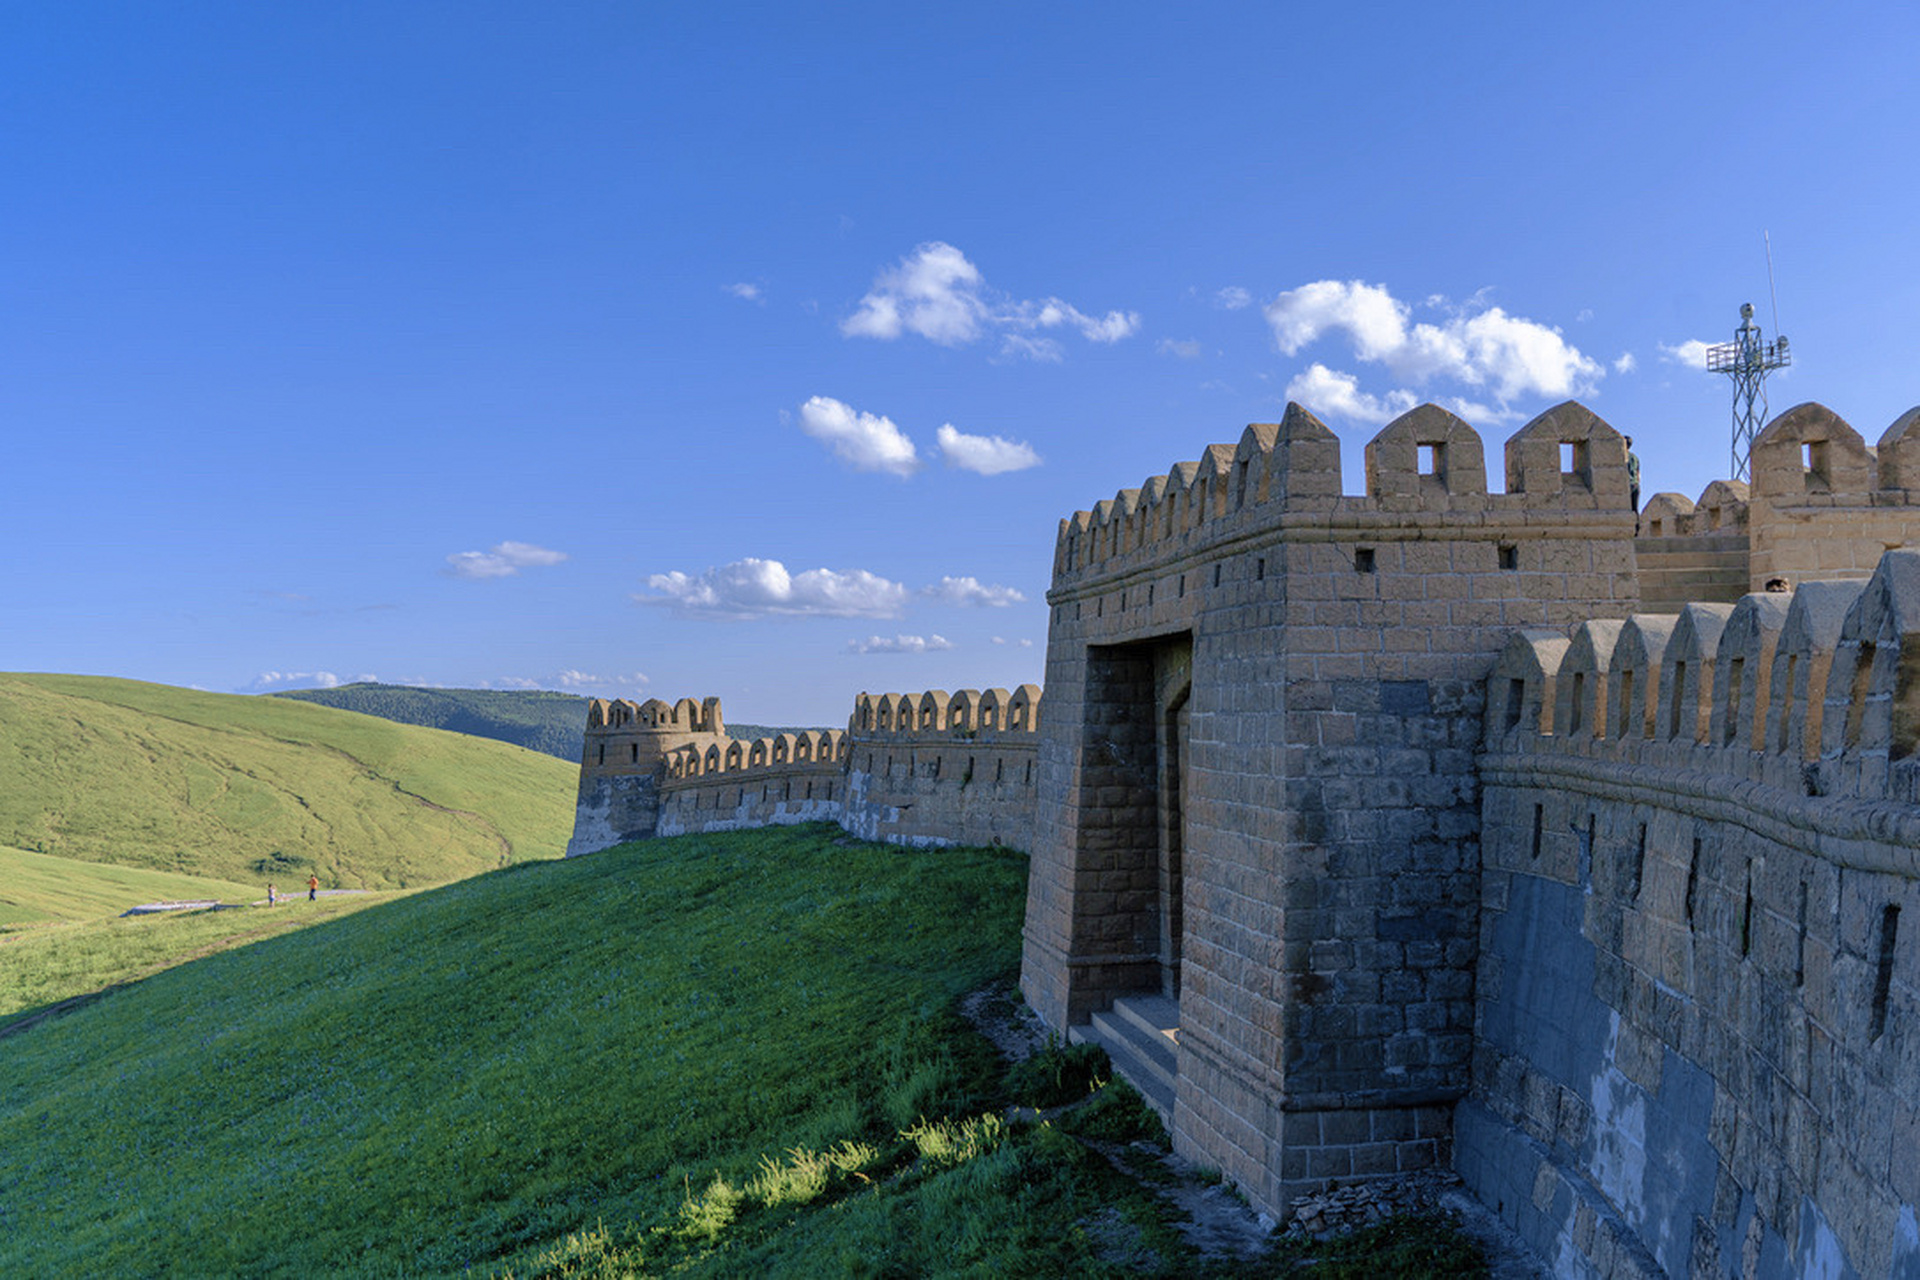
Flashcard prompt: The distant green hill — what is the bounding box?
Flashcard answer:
[271,682,824,759]
[272,683,593,760]
[0,674,577,891]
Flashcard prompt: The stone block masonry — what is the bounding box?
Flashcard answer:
[570,393,1920,1276]
[568,687,1042,855]
[1470,550,1920,1279]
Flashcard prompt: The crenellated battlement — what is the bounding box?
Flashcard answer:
[848,686,1042,739]
[1051,399,1636,591]
[1485,548,1920,810]
[568,686,1041,855]
[659,730,848,782]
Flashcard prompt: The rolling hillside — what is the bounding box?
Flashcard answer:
[0,674,578,890]
[0,827,1048,1276]
[271,682,823,761]
[272,683,593,760]
[0,845,264,928]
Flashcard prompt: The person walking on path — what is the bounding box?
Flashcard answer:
[308,874,319,902]
[267,883,277,906]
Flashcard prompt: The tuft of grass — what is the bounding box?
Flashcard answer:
[1267,1211,1492,1278]
[1006,1036,1111,1108]
[903,1112,1006,1171]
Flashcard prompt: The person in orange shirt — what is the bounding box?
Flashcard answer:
[308,874,319,901]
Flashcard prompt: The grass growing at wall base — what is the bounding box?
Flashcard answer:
[0,822,1490,1277]
[0,825,1030,1275]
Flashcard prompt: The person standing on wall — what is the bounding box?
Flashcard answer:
[308,874,319,902]
[1625,435,1641,519]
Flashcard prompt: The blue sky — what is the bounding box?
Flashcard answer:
[5,3,1917,725]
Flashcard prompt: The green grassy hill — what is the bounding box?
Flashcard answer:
[0,827,1059,1276]
[272,683,594,760]
[270,682,823,762]
[0,825,1488,1278]
[0,674,577,891]
[0,845,264,927]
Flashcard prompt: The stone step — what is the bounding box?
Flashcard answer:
[1067,995,1181,1123]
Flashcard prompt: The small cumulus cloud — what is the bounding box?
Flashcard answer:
[1613,352,1637,374]
[1157,337,1203,359]
[552,670,650,692]
[990,636,1036,648]
[936,424,1041,475]
[1215,286,1252,310]
[641,558,908,619]
[846,634,955,654]
[445,541,568,580]
[841,241,1138,359]
[1264,280,1602,422]
[1282,363,1418,426]
[246,670,377,693]
[724,282,763,302]
[1660,339,1715,368]
[923,576,1027,607]
[798,396,921,477]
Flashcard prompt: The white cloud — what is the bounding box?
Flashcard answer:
[923,576,1027,607]
[1215,286,1252,311]
[1660,339,1715,368]
[553,670,649,691]
[798,396,921,477]
[998,333,1064,363]
[1282,363,1419,426]
[936,424,1041,475]
[846,634,955,654]
[724,282,763,302]
[1613,351,1637,374]
[841,241,1139,358]
[842,241,986,344]
[641,558,908,620]
[1157,337,1203,359]
[990,636,1036,648]
[445,541,568,580]
[246,670,377,693]
[1264,280,1602,417]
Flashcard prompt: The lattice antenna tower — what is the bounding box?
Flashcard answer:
[1705,239,1791,482]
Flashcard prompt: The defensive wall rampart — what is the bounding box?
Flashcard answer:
[1017,396,1920,1234]
[839,687,1042,848]
[568,688,1041,853]
[1466,552,1920,1280]
[1021,398,1642,1216]
[1635,403,1920,611]
[568,393,1920,1275]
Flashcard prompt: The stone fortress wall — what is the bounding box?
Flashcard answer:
[1466,554,1920,1280]
[1021,397,1644,1221]
[567,395,1920,1280]
[567,687,1043,854]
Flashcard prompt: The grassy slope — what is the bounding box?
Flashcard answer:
[0,845,264,927]
[270,683,823,762]
[0,826,1036,1277]
[0,894,393,1026]
[272,683,592,761]
[0,673,578,889]
[0,825,1488,1279]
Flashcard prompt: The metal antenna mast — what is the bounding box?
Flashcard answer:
[1706,299,1790,483]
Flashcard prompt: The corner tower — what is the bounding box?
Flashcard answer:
[566,696,726,855]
